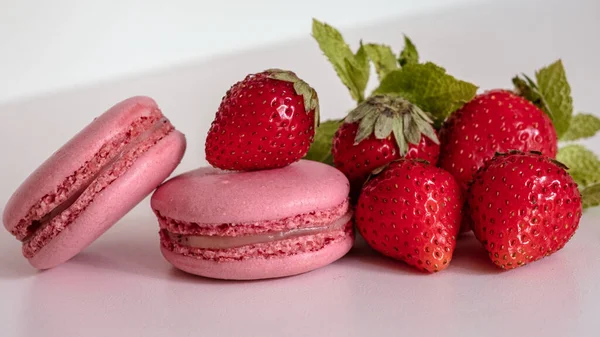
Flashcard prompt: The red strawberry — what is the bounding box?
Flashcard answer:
[332,94,440,193]
[205,69,319,171]
[356,159,463,273]
[438,90,557,192]
[467,151,582,270]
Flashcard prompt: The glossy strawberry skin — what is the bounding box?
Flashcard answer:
[332,122,440,189]
[467,153,582,270]
[438,90,557,192]
[356,160,463,273]
[205,71,316,171]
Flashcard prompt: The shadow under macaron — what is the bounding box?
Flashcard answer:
[64,215,327,284]
[0,243,39,279]
[0,213,501,281]
[65,226,503,280]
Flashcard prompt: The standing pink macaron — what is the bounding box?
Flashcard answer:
[3,96,186,269]
[151,160,354,280]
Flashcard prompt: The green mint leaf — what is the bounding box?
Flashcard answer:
[312,19,369,103]
[535,59,573,138]
[374,62,478,124]
[398,35,418,67]
[561,113,600,141]
[582,183,600,209]
[304,119,341,165]
[556,144,600,188]
[311,19,354,86]
[399,35,419,67]
[343,42,370,102]
[364,43,398,80]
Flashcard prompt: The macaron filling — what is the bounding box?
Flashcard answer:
[17,114,175,257]
[166,211,353,249]
[157,198,354,261]
[160,218,353,262]
[156,198,350,236]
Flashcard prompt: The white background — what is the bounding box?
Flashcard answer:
[0,0,485,104]
[1,0,600,336]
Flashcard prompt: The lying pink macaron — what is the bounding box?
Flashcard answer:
[3,96,186,269]
[151,160,354,280]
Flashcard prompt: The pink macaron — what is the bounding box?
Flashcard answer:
[3,96,186,269]
[151,160,354,280]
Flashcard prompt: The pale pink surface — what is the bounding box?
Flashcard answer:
[3,96,161,233]
[160,229,354,280]
[29,131,186,269]
[151,160,350,224]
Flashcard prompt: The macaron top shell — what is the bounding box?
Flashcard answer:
[3,96,162,232]
[151,160,349,224]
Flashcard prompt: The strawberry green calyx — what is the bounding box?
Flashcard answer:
[345,94,439,155]
[266,68,320,128]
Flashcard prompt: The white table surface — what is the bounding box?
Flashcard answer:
[1,0,599,336]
